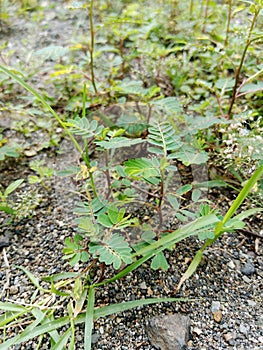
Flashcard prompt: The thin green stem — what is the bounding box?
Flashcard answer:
[189,0,194,20]
[89,0,97,95]
[227,7,260,118]
[202,0,209,33]
[82,83,87,118]
[83,138,98,197]
[224,0,232,46]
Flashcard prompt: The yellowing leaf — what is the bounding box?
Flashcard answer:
[50,68,72,77]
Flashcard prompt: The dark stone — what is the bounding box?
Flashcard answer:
[241,262,256,276]
[146,313,190,350]
[0,238,9,250]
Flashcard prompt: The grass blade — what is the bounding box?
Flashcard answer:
[0,301,27,313]
[221,162,263,226]
[93,297,191,319]
[16,266,50,293]
[177,250,204,291]
[0,316,69,349]
[52,328,71,350]
[133,214,219,257]
[84,286,95,350]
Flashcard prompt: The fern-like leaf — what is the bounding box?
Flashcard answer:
[151,97,182,113]
[66,117,104,137]
[89,234,132,269]
[95,137,144,149]
[170,145,208,165]
[124,158,160,184]
[148,122,182,157]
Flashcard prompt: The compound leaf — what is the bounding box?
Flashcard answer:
[66,117,103,137]
[89,234,132,269]
[151,252,169,271]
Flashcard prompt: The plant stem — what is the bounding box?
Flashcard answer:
[89,0,97,95]
[227,7,260,118]
[224,0,232,46]
[83,138,98,197]
[189,0,194,20]
[202,0,209,33]
[104,150,112,199]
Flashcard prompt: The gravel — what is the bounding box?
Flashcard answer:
[0,168,262,349]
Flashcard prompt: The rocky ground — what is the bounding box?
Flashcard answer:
[0,156,262,349]
[0,1,262,349]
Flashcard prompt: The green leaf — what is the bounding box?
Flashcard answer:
[1,316,70,349]
[84,287,95,350]
[0,302,27,313]
[52,328,71,350]
[34,45,70,61]
[175,212,188,222]
[4,179,24,197]
[16,266,49,293]
[89,234,132,269]
[95,137,144,149]
[108,205,119,224]
[78,217,98,236]
[151,97,182,113]
[92,297,190,319]
[114,79,155,97]
[151,252,169,270]
[97,213,113,227]
[148,122,182,157]
[134,214,220,258]
[73,278,87,318]
[42,272,78,283]
[198,230,215,240]
[0,145,20,160]
[56,166,80,177]
[231,207,263,222]
[194,180,227,189]
[66,117,103,137]
[0,309,48,349]
[124,157,160,181]
[176,184,192,196]
[0,311,28,328]
[171,146,208,165]
[191,189,202,201]
[177,250,204,290]
[28,175,40,184]
[167,194,180,211]
[0,205,16,214]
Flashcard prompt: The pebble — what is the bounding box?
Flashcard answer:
[192,327,202,335]
[239,324,249,336]
[224,332,233,342]
[241,262,256,275]
[139,281,147,289]
[213,310,223,323]
[91,333,100,344]
[242,275,251,283]
[146,314,190,350]
[227,260,235,269]
[247,300,257,307]
[211,301,221,313]
[9,285,19,295]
